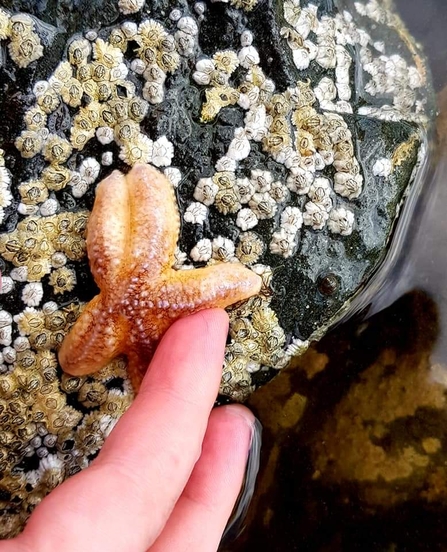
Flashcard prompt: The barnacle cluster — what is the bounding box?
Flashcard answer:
[0,0,431,535]
[0,9,44,68]
[0,150,12,226]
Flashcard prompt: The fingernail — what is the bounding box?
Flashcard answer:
[219,415,262,550]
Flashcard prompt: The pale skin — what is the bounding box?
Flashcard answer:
[0,309,254,552]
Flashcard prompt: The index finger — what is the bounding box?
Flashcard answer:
[16,308,229,552]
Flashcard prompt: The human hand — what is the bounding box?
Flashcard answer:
[1,309,257,552]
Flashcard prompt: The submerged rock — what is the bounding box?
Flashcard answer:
[0,0,435,536]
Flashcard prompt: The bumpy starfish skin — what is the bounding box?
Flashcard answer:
[58,164,262,390]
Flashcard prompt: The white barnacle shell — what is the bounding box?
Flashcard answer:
[79,157,100,184]
[33,81,50,98]
[314,77,337,102]
[316,37,336,69]
[241,30,253,47]
[118,0,144,15]
[280,206,303,232]
[193,58,215,85]
[0,277,14,295]
[194,177,219,206]
[143,64,167,84]
[17,203,38,216]
[270,229,297,258]
[71,179,89,198]
[283,0,301,27]
[101,152,114,166]
[236,177,255,204]
[273,146,300,169]
[121,21,138,39]
[336,82,352,101]
[13,336,30,352]
[303,201,329,230]
[0,166,11,187]
[0,311,12,329]
[42,302,58,316]
[10,267,28,282]
[249,192,277,220]
[227,128,251,161]
[0,8,10,41]
[308,177,333,211]
[151,136,174,167]
[320,150,335,166]
[328,207,355,236]
[294,39,318,70]
[2,346,16,364]
[215,156,237,172]
[40,198,59,217]
[238,46,260,69]
[236,208,258,231]
[270,180,289,203]
[21,282,43,307]
[169,8,182,21]
[314,153,326,172]
[212,236,235,262]
[184,202,208,225]
[177,16,199,36]
[143,81,165,104]
[286,337,309,357]
[244,104,267,141]
[295,4,319,38]
[0,181,12,208]
[286,167,314,194]
[190,238,212,262]
[250,169,273,193]
[164,167,182,188]
[175,30,196,56]
[373,157,393,178]
[51,252,67,268]
[194,2,206,16]
[130,58,146,75]
[334,172,363,199]
[0,325,12,347]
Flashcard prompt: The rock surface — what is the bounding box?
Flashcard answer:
[0,0,435,537]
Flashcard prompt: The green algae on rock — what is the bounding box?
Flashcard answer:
[0,0,435,537]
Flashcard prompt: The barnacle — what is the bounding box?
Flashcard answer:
[60,78,84,108]
[15,131,43,159]
[0,8,10,40]
[42,166,72,192]
[24,107,47,131]
[213,50,239,74]
[8,31,44,68]
[37,88,60,114]
[236,232,264,265]
[109,28,128,52]
[43,135,73,164]
[214,188,241,215]
[118,0,145,15]
[119,135,153,165]
[48,267,77,295]
[68,38,91,66]
[201,86,240,122]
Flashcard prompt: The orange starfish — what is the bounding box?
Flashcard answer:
[58,164,262,390]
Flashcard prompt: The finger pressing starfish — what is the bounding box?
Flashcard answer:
[58,164,262,391]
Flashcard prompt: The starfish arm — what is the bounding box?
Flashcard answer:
[160,263,262,315]
[86,170,130,288]
[58,295,127,376]
[127,164,180,274]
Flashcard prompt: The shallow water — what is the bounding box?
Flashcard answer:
[232,1,447,550]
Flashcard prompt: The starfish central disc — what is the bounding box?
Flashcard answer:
[58,164,262,390]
